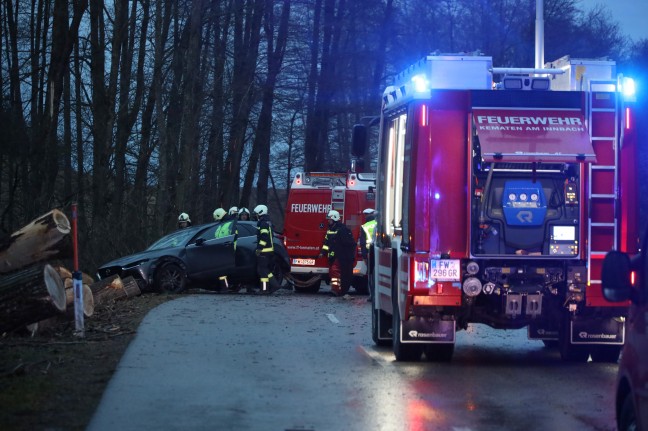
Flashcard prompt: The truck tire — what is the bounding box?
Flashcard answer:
[291,275,321,293]
[424,343,454,362]
[371,301,391,347]
[590,345,621,363]
[392,302,422,361]
[559,317,589,362]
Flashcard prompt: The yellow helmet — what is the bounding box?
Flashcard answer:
[213,208,227,221]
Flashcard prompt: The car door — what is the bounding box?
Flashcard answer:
[184,223,236,281]
[636,233,648,428]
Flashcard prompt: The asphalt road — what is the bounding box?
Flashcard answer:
[87,288,618,431]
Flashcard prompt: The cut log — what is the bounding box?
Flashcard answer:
[54,266,73,280]
[0,209,72,274]
[0,263,66,333]
[65,284,94,317]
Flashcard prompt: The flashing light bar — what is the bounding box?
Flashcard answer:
[620,76,636,102]
[411,74,430,93]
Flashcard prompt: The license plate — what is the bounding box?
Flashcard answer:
[293,258,316,266]
[429,259,460,281]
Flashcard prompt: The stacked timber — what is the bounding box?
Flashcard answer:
[0,209,140,334]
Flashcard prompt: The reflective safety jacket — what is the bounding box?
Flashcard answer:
[256,216,274,255]
[322,221,355,262]
[215,220,238,249]
[360,219,377,259]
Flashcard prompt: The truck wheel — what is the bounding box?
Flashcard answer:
[352,276,368,294]
[424,343,454,362]
[291,274,321,293]
[392,304,422,361]
[155,262,187,293]
[590,345,621,363]
[371,302,391,347]
[559,318,589,362]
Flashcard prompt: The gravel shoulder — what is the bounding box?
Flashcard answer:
[0,292,175,431]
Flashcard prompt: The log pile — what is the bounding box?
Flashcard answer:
[0,210,141,335]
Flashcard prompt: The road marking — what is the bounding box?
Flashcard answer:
[326,313,340,324]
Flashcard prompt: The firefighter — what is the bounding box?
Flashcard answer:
[238,207,251,221]
[227,206,239,221]
[177,212,192,229]
[320,210,356,296]
[360,208,377,301]
[253,204,282,294]
[213,207,238,291]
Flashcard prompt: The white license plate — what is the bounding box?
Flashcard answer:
[293,258,316,266]
[429,259,460,281]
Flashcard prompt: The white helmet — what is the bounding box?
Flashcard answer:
[238,207,250,216]
[228,206,239,216]
[327,210,341,221]
[362,208,375,214]
[253,204,268,216]
[213,208,227,221]
[178,212,191,223]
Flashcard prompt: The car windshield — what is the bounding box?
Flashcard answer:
[147,229,198,251]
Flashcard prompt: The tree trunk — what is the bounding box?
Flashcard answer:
[0,263,67,333]
[0,209,72,274]
[90,274,141,306]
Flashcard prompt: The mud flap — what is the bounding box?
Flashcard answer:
[570,317,625,345]
[528,323,559,341]
[401,317,455,343]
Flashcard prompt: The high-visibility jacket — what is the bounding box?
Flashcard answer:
[360,219,377,259]
[215,220,238,250]
[256,216,274,255]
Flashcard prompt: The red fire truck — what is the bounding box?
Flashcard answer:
[283,171,376,293]
[356,53,638,362]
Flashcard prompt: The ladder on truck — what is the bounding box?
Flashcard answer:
[587,79,620,292]
[331,186,346,221]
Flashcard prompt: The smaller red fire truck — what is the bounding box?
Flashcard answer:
[283,171,376,293]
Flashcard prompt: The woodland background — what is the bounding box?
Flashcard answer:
[1,0,647,272]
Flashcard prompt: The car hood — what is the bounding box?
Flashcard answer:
[98,249,173,269]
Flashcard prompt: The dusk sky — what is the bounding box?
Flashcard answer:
[578,0,648,42]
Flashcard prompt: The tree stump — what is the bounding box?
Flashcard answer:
[0,263,67,333]
[65,284,94,317]
[0,209,72,274]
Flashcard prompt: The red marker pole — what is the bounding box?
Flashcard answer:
[71,203,84,336]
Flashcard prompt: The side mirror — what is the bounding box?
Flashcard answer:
[352,124,367,158]
[601,250,632,302]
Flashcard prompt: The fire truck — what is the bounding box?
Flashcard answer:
[283,171,376,293]
[356,53,638,362]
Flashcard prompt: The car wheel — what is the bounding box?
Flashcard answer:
[155,262,187,293]
[272,256,285,287]
[619,393,637,431]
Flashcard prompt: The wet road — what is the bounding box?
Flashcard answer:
[88,289,618,431]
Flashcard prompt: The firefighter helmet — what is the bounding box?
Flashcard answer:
[362,208,375,214]
[213,208,227,221]
[238,207,250,218]
[178,212,191,223]
[228,206,239,216]
[253,205,268,217]
[327,210,341,221]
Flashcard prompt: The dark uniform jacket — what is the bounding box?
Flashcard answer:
[322,221,356,263]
